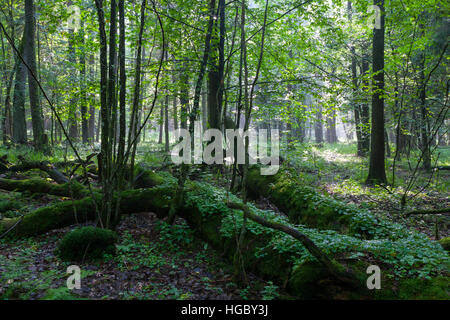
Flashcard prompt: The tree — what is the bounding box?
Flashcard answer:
[12,32,27,144]
[366,0,387,184]
[24,0,47,150]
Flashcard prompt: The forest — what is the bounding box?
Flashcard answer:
[0,0,448,302]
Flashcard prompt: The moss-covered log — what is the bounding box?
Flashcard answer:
[0,178,91,199]
[0,174,364,297]
[0,185,172,238]
[246,167,392,238]
[7,160,69,184]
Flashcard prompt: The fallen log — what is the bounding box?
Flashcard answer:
[7,159,69,184]
[0,178,91,199]
[0,174,364,297]
[246,166,389,238]
[0,185,172,238]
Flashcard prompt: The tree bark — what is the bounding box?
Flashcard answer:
[12,32,27,144]
[366,0,387,184]
[24,0,47,150]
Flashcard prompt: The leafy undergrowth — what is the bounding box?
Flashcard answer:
[0,213,286,300]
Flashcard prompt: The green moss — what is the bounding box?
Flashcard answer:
[286,261,331,299]
[439,237,450,252]
[0,178,91,199]
[397,277,450,299]
[56,226,118,262]
[0,199,24,213]
[376,276,450,300]
[41,288,86,300]
[134,166,165,188]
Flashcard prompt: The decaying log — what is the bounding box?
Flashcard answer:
[7,159,69,184]
[0,185,172,238]
[0,178,92,199]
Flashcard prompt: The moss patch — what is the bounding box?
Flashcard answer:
[56,226,118,262]
[439,237,450,252]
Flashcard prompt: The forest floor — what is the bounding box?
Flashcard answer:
[0,142,448,300]
[0,213,284,300]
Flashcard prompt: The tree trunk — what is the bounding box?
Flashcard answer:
[80,22,89,144]
[12,32,27,144]
[366,0,387,184]
[360,55,370,155]
[67,28,79,141]
[326,111,338,143]
[315,105,324,143]
[24,0,46,150]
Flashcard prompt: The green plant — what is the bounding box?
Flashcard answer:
[155,221,194,250]
[41,287,85,300]
[239,286,250,300]
[261,281,280,300]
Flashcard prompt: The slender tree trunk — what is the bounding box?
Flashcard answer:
[88,56,96,143]
[12,31,27,144]
[366,0,387,184]
[158,105,163,144]
[173,94,178,131]
[67,29,78,141]
[326,112,338,143]
[360,55,370,155]
[24,0,46,150]
[164,94,169,152]
[315,105,323,143]
[80,22,88,144]
[418,18,431,172]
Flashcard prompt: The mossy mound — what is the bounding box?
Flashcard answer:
[439,237,450,252]
[375,276,450,300]
[134,165,165,188]
[56,226,118,262]
[0,199,24,213]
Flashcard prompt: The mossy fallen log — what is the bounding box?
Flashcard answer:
[439,237,450,252]
[247,167,397,239]
[0,172,364,297]
[246,167,358,232]
[0,185,173,238]
[182,181,449,299]
[0,178,91,199]
[7,159,69,184]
